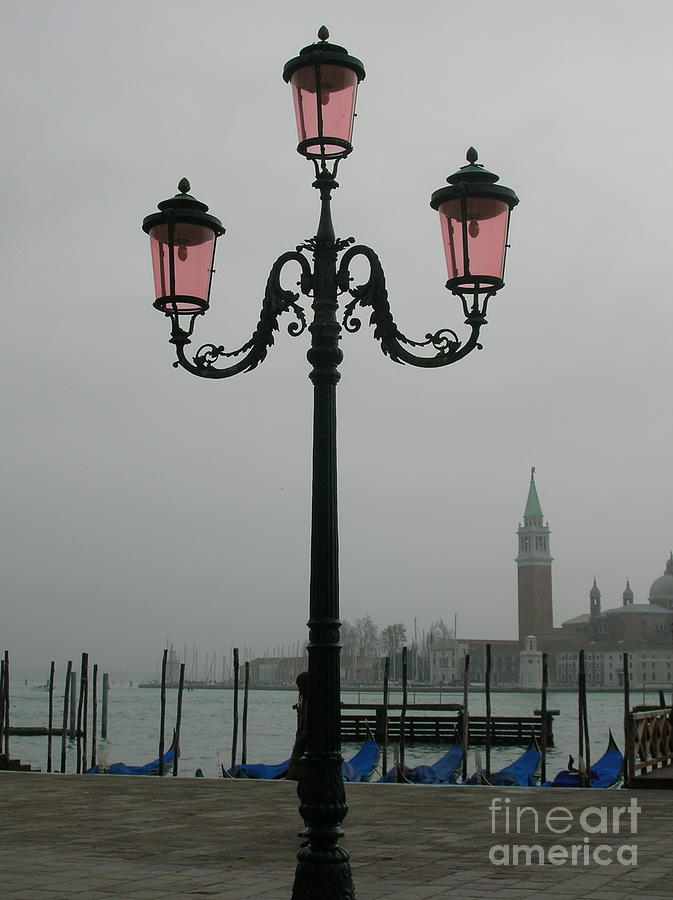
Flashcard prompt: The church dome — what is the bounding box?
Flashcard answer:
[649,553,673,609]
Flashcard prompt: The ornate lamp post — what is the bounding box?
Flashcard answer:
[142,27,518,900]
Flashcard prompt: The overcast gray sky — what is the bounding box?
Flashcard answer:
[1,0,672,678]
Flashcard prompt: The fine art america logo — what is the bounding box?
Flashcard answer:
[488,797,640,867]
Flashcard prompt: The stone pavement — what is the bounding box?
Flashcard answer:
[1,773,672,899]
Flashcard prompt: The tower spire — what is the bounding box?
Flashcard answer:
[524,466,544,523]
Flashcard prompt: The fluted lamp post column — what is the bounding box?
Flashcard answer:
[142,27,518,900]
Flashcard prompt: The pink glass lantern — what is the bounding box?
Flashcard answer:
[283,27,365,161]
[142,179,225,315]
[430,149,519,297]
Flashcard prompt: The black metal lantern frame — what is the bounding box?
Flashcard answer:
[142,29,518,900]
[283,25,365,163]
[142,178,225,316]
[430,147,518,311]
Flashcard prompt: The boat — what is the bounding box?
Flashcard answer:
[225,758,291,779]
[379,735,464,784]
[225,735,379,781]
[465,733,541,786]
[543,731,623,788]
[341,734,379,782]
[86,735,178,775]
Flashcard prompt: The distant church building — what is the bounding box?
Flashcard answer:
[443,469,672,689]
[514,469,673,688]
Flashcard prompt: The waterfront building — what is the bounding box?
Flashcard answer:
[428,638,469,684]
[519,635,543,689]
[512,471,673,689]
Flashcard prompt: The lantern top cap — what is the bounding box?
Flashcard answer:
[142,179,225,235]
[430,148,519,210]
[156,178,211,214]
[446,148,500,186]
[283,26,366,83]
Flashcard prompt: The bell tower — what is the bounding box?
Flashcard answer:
[516,467,553,644]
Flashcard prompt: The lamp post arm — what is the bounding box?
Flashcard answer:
[337,244,489,368]
[169,250,312,379]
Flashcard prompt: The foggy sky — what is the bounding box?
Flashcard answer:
[1,0,672,678]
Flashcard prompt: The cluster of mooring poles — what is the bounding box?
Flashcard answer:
[0,650,110,773]
[227,648,252,776]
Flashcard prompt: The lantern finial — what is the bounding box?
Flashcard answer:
[178,178,191,194]
[466,147,479,165]
[318,25,329,41]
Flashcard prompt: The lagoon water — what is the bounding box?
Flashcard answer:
[6,683,657,779]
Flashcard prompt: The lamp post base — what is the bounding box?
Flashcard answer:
[292,754,355,898]
[292,844,355,900]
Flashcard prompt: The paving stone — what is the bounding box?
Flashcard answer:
[1,775,673,898]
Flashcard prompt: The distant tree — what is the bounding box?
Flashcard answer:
[353,615,379,656]
[381,623,407,652]
[340,620,358,658]
[381,623,407,679]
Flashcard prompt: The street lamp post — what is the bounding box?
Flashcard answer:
[142,27,518,900]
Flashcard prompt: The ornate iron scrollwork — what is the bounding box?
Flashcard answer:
[170,250,311,379]
[338,244,488,368]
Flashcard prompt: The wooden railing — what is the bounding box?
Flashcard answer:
[626,706,673,784]
[340,704,557,746]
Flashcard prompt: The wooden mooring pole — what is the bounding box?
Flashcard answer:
[3,650,10,759]
[76,657,84,773]
[69,671,77,739]
[540,652,548,783]
[47,661,55,773]
[399,647,408,774]
[231,648,240,775]
[0,656,6,759]
[461,653,470,782]
[0,658,5,758]
[159,648,168,777]
[577,649,588,787]
[60,660,72,773]
[173,663,185,776]
[241,661,250,766]
[101,673,109,740]
[81,653,89,774]
[90,664,98,769]
[485,644,492,775]
[381,656,390,777]
[623,651,632,787]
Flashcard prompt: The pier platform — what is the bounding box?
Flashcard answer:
[341,704,558,746]
[1,772,673,899]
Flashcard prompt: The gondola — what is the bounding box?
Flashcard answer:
[378,735,464,784]
[465,733,541,786]
[86,734,178,775]
[542,731,623,788]
[342,734,379,782]
[224,734,379,781]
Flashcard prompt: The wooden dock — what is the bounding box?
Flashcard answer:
[0,752,32,771]
[340,703,557,746]
[7,726,82,737]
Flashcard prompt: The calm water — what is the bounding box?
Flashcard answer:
[5,683,656,779]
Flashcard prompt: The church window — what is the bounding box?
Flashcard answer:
[521,537,530,552]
